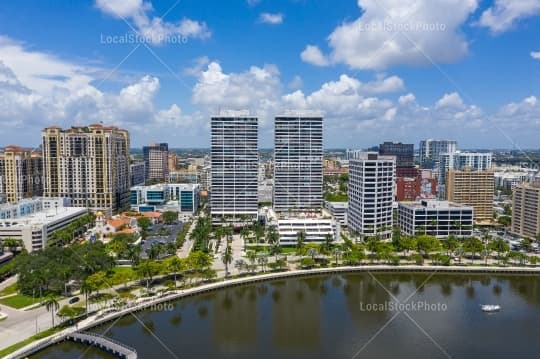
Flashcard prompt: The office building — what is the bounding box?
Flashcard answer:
[130,183,200,214]
[143,143,169,181]
[130,161,145,186]
[446,168,494,224]
[210,114,258,224]
[379,141,417,177]
[419,139,457,167]
[42,124,130,215]
[0,146,43,203]
[348,152,395,240]
[512,183,540,239]
[398,200,473,238]
[438,151,493,199]
[325,201,348,226]
[0,199,87,252]
[274,115,323,212]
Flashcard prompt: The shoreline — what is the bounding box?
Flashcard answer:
[5,264,540,358]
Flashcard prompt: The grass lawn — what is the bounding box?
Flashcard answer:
[0,294,44,309]
[0,283,17,296]
[279,247,297,254]
[108,266,136,286]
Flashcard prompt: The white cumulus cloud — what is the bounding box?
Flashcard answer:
[301,0,478,70]
[95,0,210,44]
[300,45,329,66]
[478,0,540,34]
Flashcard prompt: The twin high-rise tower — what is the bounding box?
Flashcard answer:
[274,115,323,212]
[210,112,323,224]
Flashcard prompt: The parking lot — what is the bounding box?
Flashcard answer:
[141,221,183,259]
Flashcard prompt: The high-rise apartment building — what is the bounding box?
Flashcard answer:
[210,114,258,224]
[446,168,494,224]
[379,141,417,177]
[130,161,145,186]
[42,124,130,214]
[438,151,492,199]
[274,115,323,212]
[168,152,178,172]
[348,152,395,240]
[511,183,540,239]
[143,143,169,181]
[419,139,457,168]
[0,146,43,203]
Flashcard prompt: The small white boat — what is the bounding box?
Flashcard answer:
[481,304,501,312]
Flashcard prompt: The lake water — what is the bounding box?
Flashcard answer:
[32,272,540,358]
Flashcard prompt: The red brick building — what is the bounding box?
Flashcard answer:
[396,176,437,201]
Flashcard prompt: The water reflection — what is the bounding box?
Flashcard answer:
[33,273,540,359]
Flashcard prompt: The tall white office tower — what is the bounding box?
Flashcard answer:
[273,114,323,213]
[210,113,258,225]
[348,152,395,240]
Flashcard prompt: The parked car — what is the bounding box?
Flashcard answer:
[69,296,80,304]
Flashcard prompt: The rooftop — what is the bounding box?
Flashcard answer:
[399,200,473,210]
[0,206,87,227]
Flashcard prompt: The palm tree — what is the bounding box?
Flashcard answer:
[333,248,341,266]
[128,245,142,265]
[240,227,250,251]
[80,281,94,315]
[246,251,257,273]
[296,231,306,251]
[44,296,60,327]
[258,254,268,272]
[324,233,334,252]
[167,257,185,289]
[221,244,233,277]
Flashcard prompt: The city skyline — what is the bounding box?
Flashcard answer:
[0,1,539,149]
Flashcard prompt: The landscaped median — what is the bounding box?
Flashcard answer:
[4,264,540,359]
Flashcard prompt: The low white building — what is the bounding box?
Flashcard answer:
[398,200,473,238]
[277,218,338,245]
[0,205,88,252]
[325,201,348,226]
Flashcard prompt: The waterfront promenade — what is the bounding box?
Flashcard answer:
[5,264,540,358]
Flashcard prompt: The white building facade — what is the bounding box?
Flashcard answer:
[398,200,473,238]
[273,115,323,212]
[348,153,395,240]
[210,114,258,224]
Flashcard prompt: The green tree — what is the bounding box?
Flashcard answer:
[488,238,510,264]
[463,237,483,264]
[162,211,178,225]
[135,260,161,289]
[442,235,459,257]
[167,257,185,289]
[416,235,442,258]
[137,217,153,238]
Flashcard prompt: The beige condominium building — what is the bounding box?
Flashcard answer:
[512,183,540,239]
[42,124,130,215]
[446,168,494,224]
[0,145,43,203]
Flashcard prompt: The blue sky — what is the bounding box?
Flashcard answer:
[0,0,539,149]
